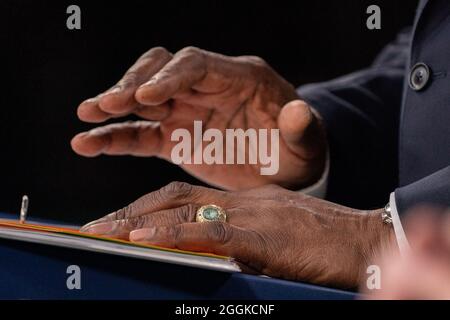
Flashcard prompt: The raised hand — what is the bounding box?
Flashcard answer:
[71,47,327,190]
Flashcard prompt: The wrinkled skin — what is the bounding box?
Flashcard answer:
[82,182,394,289]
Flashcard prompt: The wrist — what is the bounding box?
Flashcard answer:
[357,209,397,284]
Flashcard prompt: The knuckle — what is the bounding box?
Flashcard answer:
[151,46,170,56]
[119,72,139,87]
[162,181,193,199]
[242,56,272,77]
[209,222,232,245]
[176,204,197,222]
[170,47,206,73]
[234,55,270,78]
[244,55,268,68]
[178,46,201,57]
[116,218,130,230]
[172,225,184,245]
[143,46,171,60]
[131,215,148,230]
[142,189,163,208]
[113,204,134,221]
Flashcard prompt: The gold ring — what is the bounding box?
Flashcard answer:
[196,204,227,223]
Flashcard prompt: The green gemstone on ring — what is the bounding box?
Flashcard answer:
[203,207,220,220]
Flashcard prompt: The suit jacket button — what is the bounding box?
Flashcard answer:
[409,62,430,91]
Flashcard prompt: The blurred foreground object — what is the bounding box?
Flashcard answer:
[363,207,450,300]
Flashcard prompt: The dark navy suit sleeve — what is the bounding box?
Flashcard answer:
[297,30,411,209]
[395,166,450,213]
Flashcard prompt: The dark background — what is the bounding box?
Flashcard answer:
[0,0,418,223]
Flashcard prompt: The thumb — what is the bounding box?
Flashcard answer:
[278,100,324,159]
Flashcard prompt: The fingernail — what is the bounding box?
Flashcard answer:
[130,227,156,242]
[87,127,107,136]
[82,222,114,235]
[104,87,122,96]
[139,78,157,89]
[82,98,98,104]
[80,219,102,231]
[74,132,89,140]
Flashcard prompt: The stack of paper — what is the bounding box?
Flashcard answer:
[0,219,241,273]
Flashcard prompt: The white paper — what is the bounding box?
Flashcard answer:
[0,226,241,273]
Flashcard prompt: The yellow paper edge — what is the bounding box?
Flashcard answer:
[0,219,228,260]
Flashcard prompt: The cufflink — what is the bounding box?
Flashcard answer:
[382,202,393,225]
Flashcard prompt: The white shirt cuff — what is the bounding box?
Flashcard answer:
[299,150,329,199]
[389,192,411,255]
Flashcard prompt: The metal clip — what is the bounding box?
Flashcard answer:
[20,195,29,224]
